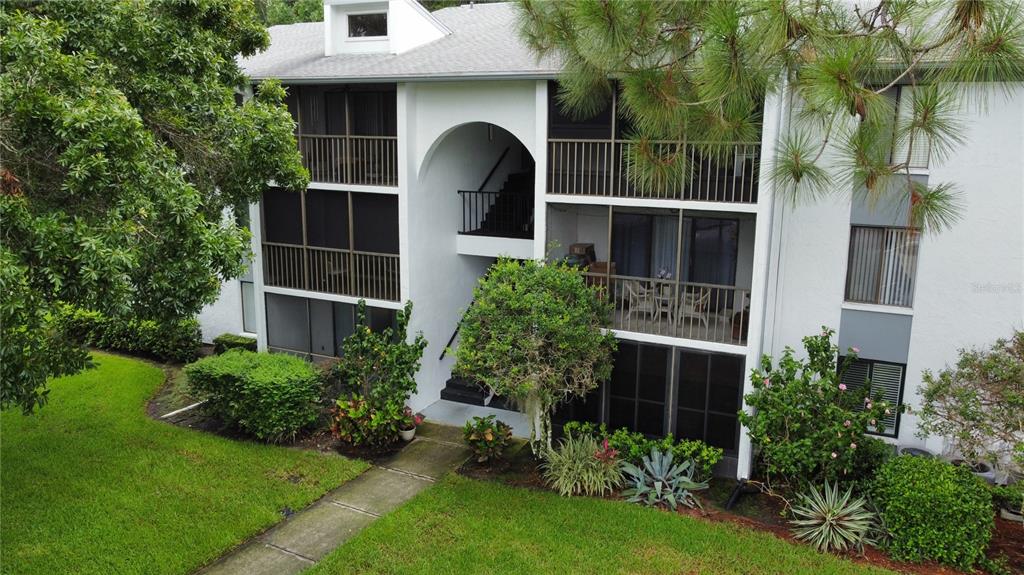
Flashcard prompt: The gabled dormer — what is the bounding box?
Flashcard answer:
[323,0,450,56]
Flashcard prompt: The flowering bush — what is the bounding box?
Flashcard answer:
[917,330,1023,476]
[738,328,897,488]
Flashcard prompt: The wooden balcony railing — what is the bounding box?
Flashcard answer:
[297,134,398,187]
[263,242,400,302]
[584,273,750,344]
[548,139,759,203]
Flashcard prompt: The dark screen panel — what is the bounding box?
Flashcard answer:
[708,354,744,414]
[305,189,349,250]
[262,188,302,245]
[351,193,399,254]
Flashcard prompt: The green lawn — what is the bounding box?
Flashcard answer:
[1,352,368,575]
[310,475,895,575]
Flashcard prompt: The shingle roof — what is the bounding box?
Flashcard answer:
[240,2,562,81]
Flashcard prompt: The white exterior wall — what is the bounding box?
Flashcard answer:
[764,83,1024,457]
[197,280,245,343]
[402,80,543,411]
[902,85,1024,454]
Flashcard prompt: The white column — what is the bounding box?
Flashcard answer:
[249,201,269,352]
[396,83,412,302]
[735,83,789,479]
[533,80,548,260]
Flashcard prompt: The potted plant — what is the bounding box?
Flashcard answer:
[399,407,423,442]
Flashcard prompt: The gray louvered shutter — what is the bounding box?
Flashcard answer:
[867,363,904,435]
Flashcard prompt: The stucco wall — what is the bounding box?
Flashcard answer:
[197,279,245,343]
[402,80,541,411]
[764,83,1024,454]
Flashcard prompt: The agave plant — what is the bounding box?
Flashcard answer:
[620,448,708,510]
[789,482,877,553]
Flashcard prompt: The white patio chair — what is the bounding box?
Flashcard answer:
[676,287,711,328]
[625,280,657,320]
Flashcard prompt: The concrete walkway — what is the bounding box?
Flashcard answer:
[198,423,469,575]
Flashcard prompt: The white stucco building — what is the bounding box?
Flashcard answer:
[198,0,1024,478]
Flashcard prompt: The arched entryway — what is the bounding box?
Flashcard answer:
[404,122,536,411]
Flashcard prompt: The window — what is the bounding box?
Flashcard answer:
[266,293,398,358]
[241,281,256,333]
[348,13,387,37]
[839,357,905,437]
[845,225,919,307]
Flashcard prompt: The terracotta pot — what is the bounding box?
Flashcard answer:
[399,428,416,442]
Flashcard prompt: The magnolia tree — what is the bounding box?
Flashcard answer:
[917,331,1024,478]
[518,0,1024,232]
[454,258,616,455]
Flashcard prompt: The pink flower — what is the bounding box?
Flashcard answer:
[851,346,860,353]
[870,419,877,426]
[762,377,771,388]
[830,452,838,459]
[866,401,873,409]
[843,420,851,427]
[884,409,891,415]
[850,442,857,450]
[839,383,847,391]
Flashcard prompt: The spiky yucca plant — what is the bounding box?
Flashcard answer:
[621,448,708,510]
[790,482,877,554]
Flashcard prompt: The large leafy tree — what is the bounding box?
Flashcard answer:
[0,0,307,412]
[518,0,1024,232]
[454,258,617,454]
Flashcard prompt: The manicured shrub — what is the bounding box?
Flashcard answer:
[463,415,513,464]
[185,349,322,442]
[542,433,622,497]
[54,303,200,363]
[213,333,257,354]
[790,482,876,553]
[562,421,723,481]
[621,448,708,510]
[871,455,994,570]
[330,395,405,448]
[738,327,898,487]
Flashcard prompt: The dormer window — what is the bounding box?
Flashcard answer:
[348,13,387,38]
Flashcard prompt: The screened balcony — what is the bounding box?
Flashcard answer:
[285,84,398,186]
[548,203,755,345]
[261,188,400,302]
[546,82,760,203]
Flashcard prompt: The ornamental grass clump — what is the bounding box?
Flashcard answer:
[789,482,876,554]
[542,433,622,497]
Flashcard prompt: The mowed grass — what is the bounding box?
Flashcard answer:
[310,475,894,575]
[1,352,368,575]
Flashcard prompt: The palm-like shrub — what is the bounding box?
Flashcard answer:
[621,448,708,510]
[790,482,876,553]
[542,434,622,497]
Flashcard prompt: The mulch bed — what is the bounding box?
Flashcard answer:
[459,453,1023,575]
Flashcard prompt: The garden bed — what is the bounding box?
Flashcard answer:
[457,448,1019,575]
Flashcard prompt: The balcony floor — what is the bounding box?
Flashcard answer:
[608,310,747,346]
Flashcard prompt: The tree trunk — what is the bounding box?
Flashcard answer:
[525,392,551,456]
